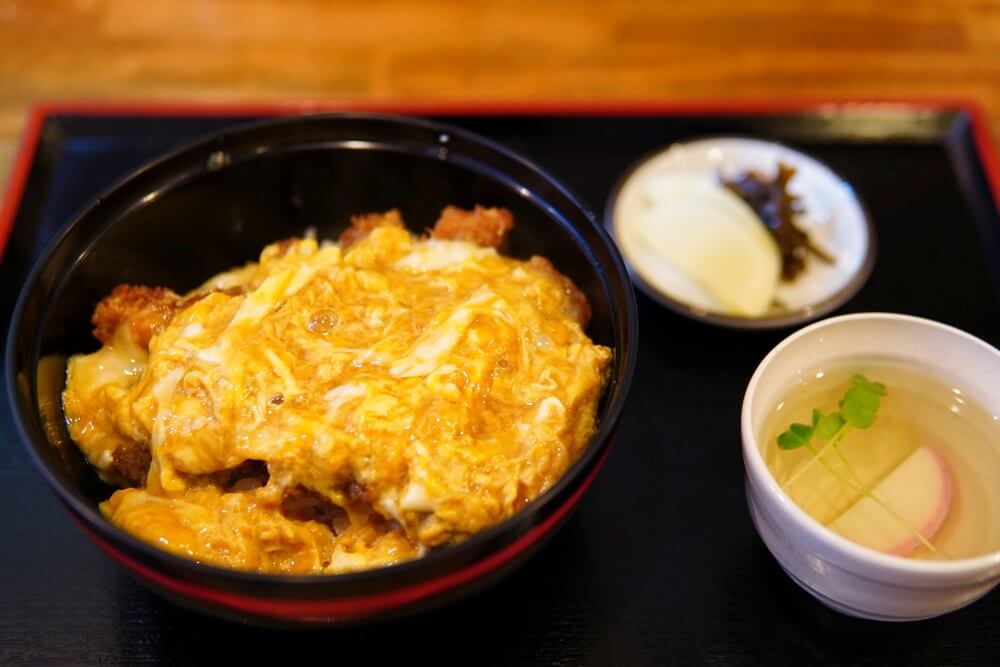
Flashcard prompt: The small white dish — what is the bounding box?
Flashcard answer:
[741,313,1000,621]
[607,137,875,329]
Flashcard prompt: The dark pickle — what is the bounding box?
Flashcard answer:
[722,162,833,281]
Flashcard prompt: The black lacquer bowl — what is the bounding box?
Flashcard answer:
[5,113,638,626]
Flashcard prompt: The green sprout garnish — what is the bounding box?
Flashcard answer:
[777,375,941,555]
[778,375,884,453]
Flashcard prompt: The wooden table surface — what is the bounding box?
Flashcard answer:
[2,0,1000,205]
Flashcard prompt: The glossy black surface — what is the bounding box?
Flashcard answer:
[2,109,1000,664]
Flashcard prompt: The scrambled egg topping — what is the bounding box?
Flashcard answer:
[63,216,612,574]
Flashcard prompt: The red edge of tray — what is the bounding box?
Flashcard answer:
[70,443,609,622]
[1,98,999,264]
[1,97,998,261]
[1,98,996,617]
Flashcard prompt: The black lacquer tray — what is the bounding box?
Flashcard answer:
[2,101,999,665]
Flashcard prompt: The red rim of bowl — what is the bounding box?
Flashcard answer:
[72,443,611,622]
[6,112,639,620]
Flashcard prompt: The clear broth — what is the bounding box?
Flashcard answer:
[762,358,1000,560]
